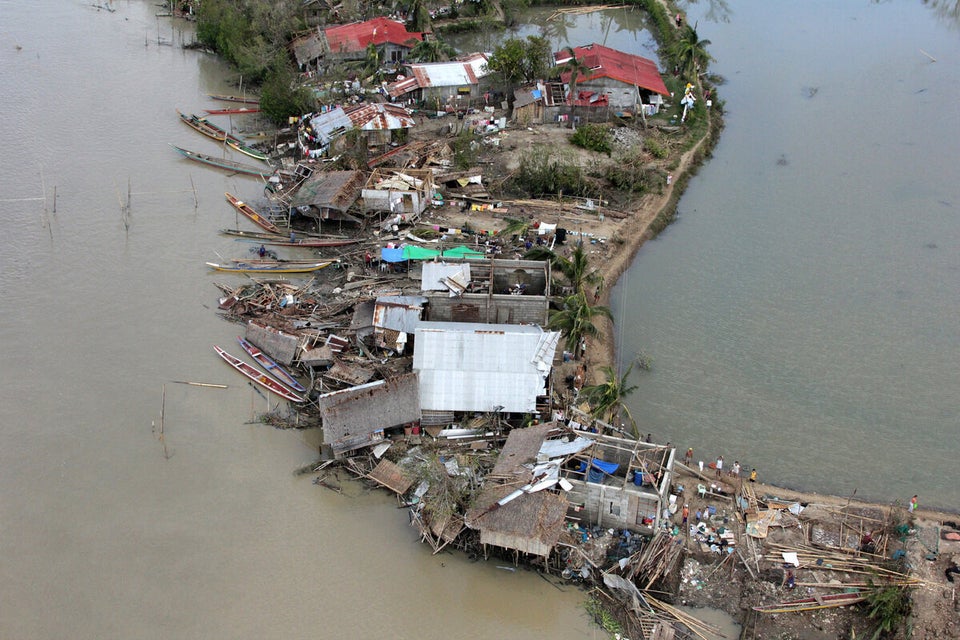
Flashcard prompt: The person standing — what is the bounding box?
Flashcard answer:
[731,461,741,478]
[749,468,758,483]
[909,495,919,513]
[684,447,693,466]
[681,504,689,527]
[698,459,704,477]
[715,456,723,479]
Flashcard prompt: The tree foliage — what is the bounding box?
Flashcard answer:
[556,46,589,105]
[580,364,638,434]
[548,291,612,356]
[486,35,552,87]
[669,25,714,83]
[409,38,457,62]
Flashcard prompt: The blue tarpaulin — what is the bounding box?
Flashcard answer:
[578,458,619,483]
[381,247,405,263]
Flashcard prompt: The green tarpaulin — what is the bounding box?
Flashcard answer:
[402,245,441,260]
[441,246,486,258]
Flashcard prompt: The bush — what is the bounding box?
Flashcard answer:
[644,138,668,159]
[570,124,612,155]
[509,148,593,198]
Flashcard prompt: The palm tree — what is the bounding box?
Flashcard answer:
[579,363,638,436]
[558,46,590,105]
[548,290,612,358]
[559,242,602,295]
[409,38,456,63]
[669,24,713,84]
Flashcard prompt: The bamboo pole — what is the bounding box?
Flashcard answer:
[172,380,228,389]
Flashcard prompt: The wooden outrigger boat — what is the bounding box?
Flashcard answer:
[220,228,363,248]
[237,337,307,393]
[225,136,270,162]
[177,109,228,141]
[752,591,866,613]
[205,107,261,116]
[214,345,304,403]
[209,93,260,105]
[224,192,282,234]
[170,145,273,179]
[206,260,333,274]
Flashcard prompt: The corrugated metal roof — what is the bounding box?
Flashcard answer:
[555,43,669,96]
[306,104,415,146]
[289,170,364,211]
[373,295,427,333]
[402,52,490,90]
[289,30,327,66]
[413,322,560,413]
[324,17,422,54]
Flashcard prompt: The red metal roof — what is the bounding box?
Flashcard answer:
[555,43,669,96]
[324,17,423,54]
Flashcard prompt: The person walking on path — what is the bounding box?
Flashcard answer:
[715,456,723,479]
[682,504,689,528]
[909,495,919,513]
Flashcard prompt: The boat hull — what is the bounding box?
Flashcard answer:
[206,261,332,274]
[237,337,307,393]
[214,345,304,402]
[170,145,272,179]
[224,192,282,234]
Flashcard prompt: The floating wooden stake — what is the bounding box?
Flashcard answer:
[920,48,936,62]
[172,380,228,389]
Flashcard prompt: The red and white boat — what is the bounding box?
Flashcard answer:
[214,345,304,403]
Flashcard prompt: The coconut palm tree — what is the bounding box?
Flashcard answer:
[524,242,603,296]
[669,24,714,84]
[548,290,612,358]
[579,363,639,436]
[558,46,590,105]
[409,38,456,63]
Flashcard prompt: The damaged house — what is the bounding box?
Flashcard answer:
[318,372,421,457]
[288,169,366,225]
[388,53,492,104]
[413,321,560,424]
[554,43,670,114]
[362,168,435,220]
[299,102,417,158]
[420,258,551,326]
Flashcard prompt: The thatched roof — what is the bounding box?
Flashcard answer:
[318,372,420,443]
[367,458,414,495]
[489,423,553,481]
[465,484,568,558]
[245,321,299,365]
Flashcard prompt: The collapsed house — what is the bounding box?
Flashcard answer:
[420,258,551,325]
[288,169,366,225]
[300,103,418,158]
[317,372,421,457]
[362,168,435,219]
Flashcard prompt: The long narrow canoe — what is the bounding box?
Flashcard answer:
[209,93,260,105]
[177,109,228,141]
[225,192,282,234]
[214,345,304,403]
[206,260,333,274]
[752,591,866,613]
[205,107,261,116]
[225,137,270,162]
[220,228,363,248]
[237,337,307,393]
[170,145,273,179]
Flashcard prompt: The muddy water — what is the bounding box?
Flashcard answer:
[613,0,960,510]
[0,2,590,637]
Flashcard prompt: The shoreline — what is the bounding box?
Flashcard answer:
[579,82,959,518]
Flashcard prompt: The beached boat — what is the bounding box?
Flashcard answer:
[206,260,333,274]
[237,337,307,393]
[170,145,273,179]
[220,228,363,248]
[177,109,229,141]
[752,591,866,613]
[224,192,282,234]
[205,107,261,116]
[214,345,304,403]
[225,137,270,162]
[209,93,260,105]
